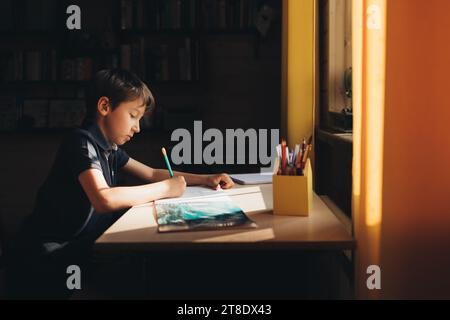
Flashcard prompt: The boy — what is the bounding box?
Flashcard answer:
[7,69,234,299]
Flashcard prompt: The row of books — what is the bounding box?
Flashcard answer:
[122,0,199,30]
[60,57,94,81]
[0,50,96,82]
[0,50,56,82]
[122,0,262,31]
[0,97,86,130]
[0,36,199,83]
[0,0,264,32]
[121,37,200,82]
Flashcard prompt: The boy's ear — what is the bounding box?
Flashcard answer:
[97,96,111,117]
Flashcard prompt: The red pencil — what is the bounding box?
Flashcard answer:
[281,139,286,175]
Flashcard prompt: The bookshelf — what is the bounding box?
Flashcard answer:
[0,0,281,132]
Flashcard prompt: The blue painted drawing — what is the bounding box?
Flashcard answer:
[155,200,256,232]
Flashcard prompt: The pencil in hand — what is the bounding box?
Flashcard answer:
[161,147,174,178]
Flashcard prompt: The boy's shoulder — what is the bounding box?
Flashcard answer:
[61,126,126,155]
[62,127,95,146]
[57,128,101,159]
[55,128,105,175]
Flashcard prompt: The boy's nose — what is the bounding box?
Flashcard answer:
[133,122,140,133]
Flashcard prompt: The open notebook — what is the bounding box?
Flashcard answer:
[154,187,257,233]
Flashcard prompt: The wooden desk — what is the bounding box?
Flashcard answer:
[92,184,355,299]
[95,184,354,252]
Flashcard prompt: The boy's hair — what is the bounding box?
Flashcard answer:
[85,69,155,120]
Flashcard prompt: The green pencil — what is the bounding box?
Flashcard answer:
[161,147,174,178]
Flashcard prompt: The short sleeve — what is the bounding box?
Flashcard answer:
[65,133,103,178]
[115,147,130,169]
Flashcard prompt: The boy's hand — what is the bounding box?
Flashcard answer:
[165,176,187,198]
[204,173,235,189]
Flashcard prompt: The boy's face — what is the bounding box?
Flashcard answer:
[102,98,146,146]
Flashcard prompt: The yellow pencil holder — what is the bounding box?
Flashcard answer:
[273,159,313,216]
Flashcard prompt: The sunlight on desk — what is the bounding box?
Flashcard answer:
[194,228,275,242]
[106,204,157,233]
[223,185,263,196]
[227,188,270,213]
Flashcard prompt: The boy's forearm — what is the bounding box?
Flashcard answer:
[97,181,170,212]
[151,169,206,186]
[95,170,205,213]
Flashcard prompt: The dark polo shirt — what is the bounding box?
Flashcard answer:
[15,120,130,256]
[6,120,131,298]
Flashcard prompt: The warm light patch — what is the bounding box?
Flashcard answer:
[352,0,386,227]
[364,0,386,227]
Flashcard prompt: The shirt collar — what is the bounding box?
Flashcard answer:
[81,119,117,152]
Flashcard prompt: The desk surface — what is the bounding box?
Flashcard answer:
[95,184,355,252]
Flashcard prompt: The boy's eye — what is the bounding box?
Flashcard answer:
[130,113,138,118]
